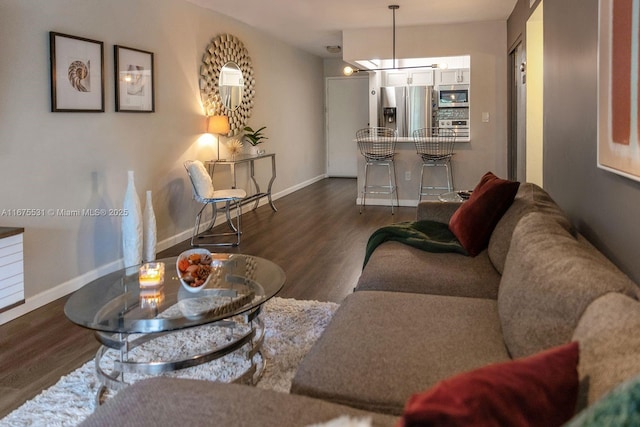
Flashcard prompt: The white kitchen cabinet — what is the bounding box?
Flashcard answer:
[0,228,24,313]
[383,71,409,86]
[408,70,434,86]
[382,69,434,86]
[436,68,470,85]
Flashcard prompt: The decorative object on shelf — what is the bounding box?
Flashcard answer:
[122,170,142,268]
[226,138,244,160]
[207,115,231,160]
[143,190,157,262]
[243,125,268,155]
[49,32,105,112]
[243,126,268,146]
[114,45,155,112]
[200,33,255,136]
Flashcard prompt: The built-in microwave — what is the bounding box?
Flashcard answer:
[438,85,469,108]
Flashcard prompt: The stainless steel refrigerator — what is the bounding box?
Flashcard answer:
[378,86,435,137]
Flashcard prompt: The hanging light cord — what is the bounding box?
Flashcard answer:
[343,4,443,75]
[390,5,398,69]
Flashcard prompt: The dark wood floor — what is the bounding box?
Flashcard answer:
[0,178,415,418]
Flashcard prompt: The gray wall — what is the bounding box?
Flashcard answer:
[509,0,640,283]
[0,0,325,322]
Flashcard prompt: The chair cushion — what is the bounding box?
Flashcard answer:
[397,342,579,427]
[187,160,214,198]
[449,172,520,256]
[356,241,501,299]
[291,291,510,415]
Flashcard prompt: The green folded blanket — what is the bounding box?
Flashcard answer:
[363,220,468,267]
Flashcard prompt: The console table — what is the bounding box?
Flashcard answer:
[206,153,277,212]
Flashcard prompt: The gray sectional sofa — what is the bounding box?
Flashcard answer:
[82,183,640,426]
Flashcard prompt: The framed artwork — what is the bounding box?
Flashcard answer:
[597,0,640,181]
[49,32,105,112]
[114,45,155,112]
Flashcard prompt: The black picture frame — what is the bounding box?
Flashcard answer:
[114,45,155,112]
[49,32,105,112]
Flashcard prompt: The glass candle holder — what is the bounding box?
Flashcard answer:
[139,262,165,287]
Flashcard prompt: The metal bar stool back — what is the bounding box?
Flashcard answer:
[412,128,457,201]
[356,127,399,214]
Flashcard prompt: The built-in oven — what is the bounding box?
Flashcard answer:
[439,119,469,138]
[438,85,469,108]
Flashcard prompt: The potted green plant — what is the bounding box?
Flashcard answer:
[243,126,268,155]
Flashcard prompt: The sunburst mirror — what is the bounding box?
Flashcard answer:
[200,34,255,136]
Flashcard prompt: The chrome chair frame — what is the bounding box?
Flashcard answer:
[184,161,246,247]
[412,128,456,201]
[356,127,399,214]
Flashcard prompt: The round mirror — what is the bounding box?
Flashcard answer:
[219,62,244,112]
[200,34,255,136]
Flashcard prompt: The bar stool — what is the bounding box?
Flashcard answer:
[356,127,399,214]
[412,127,456,201]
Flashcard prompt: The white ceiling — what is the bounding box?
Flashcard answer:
[185,0,518,58]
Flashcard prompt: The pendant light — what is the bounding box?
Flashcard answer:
[343,5,443,76]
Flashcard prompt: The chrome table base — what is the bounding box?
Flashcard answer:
[93,310,265,405]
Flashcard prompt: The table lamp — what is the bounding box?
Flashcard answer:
[207,115,230,160]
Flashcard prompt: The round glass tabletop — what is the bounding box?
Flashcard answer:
[64,254,285,334]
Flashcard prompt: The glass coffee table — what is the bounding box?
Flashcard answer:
[64,254,285,403]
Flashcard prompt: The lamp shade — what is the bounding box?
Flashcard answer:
[207,115,230,135]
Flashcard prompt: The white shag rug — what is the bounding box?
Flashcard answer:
[1,297,338,427]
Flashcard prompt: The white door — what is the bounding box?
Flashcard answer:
[326,77,369,177]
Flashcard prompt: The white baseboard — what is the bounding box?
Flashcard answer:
[0,258,123,325]
[0,174,327,326]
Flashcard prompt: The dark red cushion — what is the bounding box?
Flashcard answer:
[396,341,580,427]
[449,172,520,256]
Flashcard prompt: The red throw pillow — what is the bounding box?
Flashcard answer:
[449,172,520,256]
[396,341,580,427]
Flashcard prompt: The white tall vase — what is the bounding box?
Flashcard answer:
[143,190,157,262]
[122,170,142,268]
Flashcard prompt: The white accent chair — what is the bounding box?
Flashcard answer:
[184,160,246,247]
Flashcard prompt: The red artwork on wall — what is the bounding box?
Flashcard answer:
[598,0,640,181]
